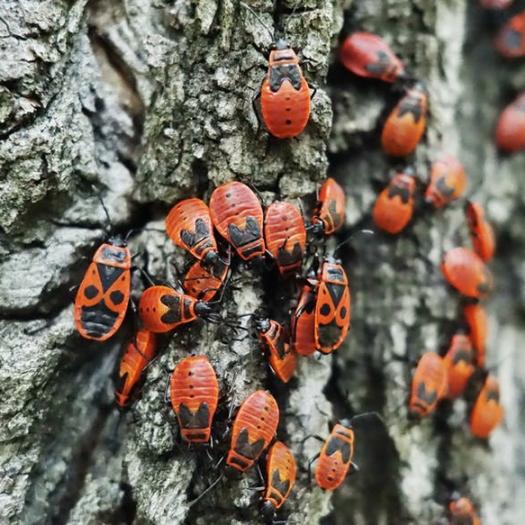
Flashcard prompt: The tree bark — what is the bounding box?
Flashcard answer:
[0,1,523,524]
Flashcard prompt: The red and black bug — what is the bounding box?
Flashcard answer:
[425,155,467,208]
[311,178,346,236]
[408,352,448,418]
[165,198,219,265]
[138,285,215,333]
[115,329,157,408]
[495,92,525,153]
[463,303,488,368]
[443,334,476,400]
[315,420,357,491]
[226,390,279,473]
[313,257,351,354]
[441,247,494,300]
[381,83,428,157]
[495,11,525,58]
[290,281,317,357]
[255,318,297,383]
[264,201,306,277]
[339,32,405,83]
[465,201,495,263]
[74,238,131,341]
[448,495,481,525]
[372,169,416,234]
[261,441,297,523]
[183,257,230,302]
[209,181,265,262]
[469,374,504,439]
[170,355,219,444]
[242,4,312,139]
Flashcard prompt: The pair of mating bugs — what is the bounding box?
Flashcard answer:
[371,155,468,235]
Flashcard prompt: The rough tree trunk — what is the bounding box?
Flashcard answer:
[0,1,523,524]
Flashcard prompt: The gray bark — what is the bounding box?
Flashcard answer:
[0,1,523,524]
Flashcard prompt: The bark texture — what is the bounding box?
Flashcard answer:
[0,1,524,524]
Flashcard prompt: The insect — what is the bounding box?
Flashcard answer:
[170,355,219,443]
[255,318,297,383]
[114,329,157,408]
[408,352,448,418]
[315,419,358,491]
[448,495,481,525]
[226,390,279,473]
[264,201,306,277]
[183,257,229,302]
[74,238,131,341]
[310,178,346,236]
[339,32,405,83]
[241,3,312,139]
[372,169,416,234]
[261,441,297,523]
[465,201,495,263]
[495,11,525,58]
[165,198,219,265]
[424,155,467,208]
[138,285,215,333]
[442,334,476,400]
[290,281,317,357]
[463,303,488,367]
[209,181,265,262]
[441,247,494,299]
[381,83,428,157]
[495,92,525,153]
[313,257,351,354]
[469,374,504,439]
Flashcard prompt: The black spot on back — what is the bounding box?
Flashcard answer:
[178,403,210,429]
[84,285,99,299]
[234,428,265,460]
[110,290,125,305]
[228,216,261,248]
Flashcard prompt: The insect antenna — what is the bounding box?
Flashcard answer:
[187,473,224,507]
[332,229,375,258]
[240,2,275,43]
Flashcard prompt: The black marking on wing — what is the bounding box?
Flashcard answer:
[277,242,302,269]
[84,285,99,299]
[234,428,265,459]
[452,347,473,365]
[416,381,438,406]
[327,200,343,229]
[180,218,213,253]
[228,217,261,247]
[110,291,125,305]
[269,64,302,91]
[325,436,351,463]
[435,176,455,198]
[160,293,181,324]
[365,51,394,75]
[318,321,342,349]
[271,469,291,496]
[387,184,410,203]
[397,94,424,122]
[80,303,119,338]
[486,388,500,403]
[96,264,124,292]
[326,282,345,308]
[178,403,210,429]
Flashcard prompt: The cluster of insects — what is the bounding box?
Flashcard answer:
[69,1,512,522]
